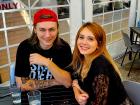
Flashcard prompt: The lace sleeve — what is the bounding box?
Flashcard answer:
[92,74,109,105]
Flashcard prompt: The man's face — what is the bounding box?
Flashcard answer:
[34,21,58,50]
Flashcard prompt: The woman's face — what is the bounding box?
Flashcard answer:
[34,21,58,50]
[77,27,98,56]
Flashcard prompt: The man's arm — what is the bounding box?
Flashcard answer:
[29,53,72,88]
[16,76,61,91]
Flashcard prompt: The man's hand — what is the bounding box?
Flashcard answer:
[29,53,49,66]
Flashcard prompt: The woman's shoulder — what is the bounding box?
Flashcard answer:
[92,55,110,66]
[90,55,112,74]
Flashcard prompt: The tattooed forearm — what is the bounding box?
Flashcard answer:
[21,77,30,84]
[21,78,61,90]
[34,79,60,89]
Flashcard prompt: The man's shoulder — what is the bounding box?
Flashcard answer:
[59,38,70,47]
[17,39,33,53]
[54,38,71,50]
[19,39,30,45]
[18,39,31,48]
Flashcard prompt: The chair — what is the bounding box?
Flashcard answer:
[10,62,16,85]
[122,80,140,105]
[121,31,140,76]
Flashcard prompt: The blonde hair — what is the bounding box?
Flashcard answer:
[70,22,121,80]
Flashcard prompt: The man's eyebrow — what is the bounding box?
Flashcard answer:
[38,27,46,31]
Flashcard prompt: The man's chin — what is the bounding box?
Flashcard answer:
[43,44,53,49]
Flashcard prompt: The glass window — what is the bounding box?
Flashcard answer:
[0,49,8,66]
[5,11,30,27]
[123,0,131,8]
[121,19,129,28]
[113,21,121,31]
[0,31,6,47]
[113,11,122,21]
[59,20,70,34]
[93,4,103,15]
[58,6,69,19]
[104,13,113,24]
[106,34,111,44]
[0,13,3,28]
[93,15,103,25]
[103,23,112,34]
[114,1,123,10]
[122,9,130,19]
[112,31,122,41]
[7,27,30,45]
[10,46,17,62]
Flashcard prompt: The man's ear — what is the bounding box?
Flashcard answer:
[33,27,37,33]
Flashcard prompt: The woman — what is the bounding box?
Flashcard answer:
[70,22,133,105]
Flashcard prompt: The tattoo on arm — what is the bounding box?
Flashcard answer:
[21,77,29,84]
[21,77,60,90]
[34,79,60,89]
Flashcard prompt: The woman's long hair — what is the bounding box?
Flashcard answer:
[71,22,121,79]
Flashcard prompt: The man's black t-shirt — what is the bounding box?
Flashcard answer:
[15,38,78,105]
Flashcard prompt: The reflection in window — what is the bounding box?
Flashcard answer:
[93,0,131,15]
[114,1,123,10]
[0,31,6,47]
[0,14,3,28]
[58,6,69,19]
[122,9,130,18]
[93,4,103,14]
[92,15,103,25]
[103,24,112,34]
[123,0,131,8]
[104,2,113,12]
[104,13,113,24]
[57,0,69,5]
[113,21,121,31]
[113,11,122,21]
[57,0,69,19]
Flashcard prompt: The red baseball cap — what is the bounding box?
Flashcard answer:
[33,8,58,25]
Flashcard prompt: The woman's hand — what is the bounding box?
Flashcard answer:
[29,53,49,66]
[75,93,89,105]
[72,80,89,105]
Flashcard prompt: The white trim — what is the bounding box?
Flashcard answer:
[70,0,82,50]
[2,11,11,65]
[83,0,93,22]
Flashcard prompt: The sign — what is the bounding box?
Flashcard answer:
[0,0,21,10]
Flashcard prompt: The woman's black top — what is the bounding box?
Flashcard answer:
[71,55,134,105]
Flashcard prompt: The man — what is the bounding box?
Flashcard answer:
[15,8,78,105]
